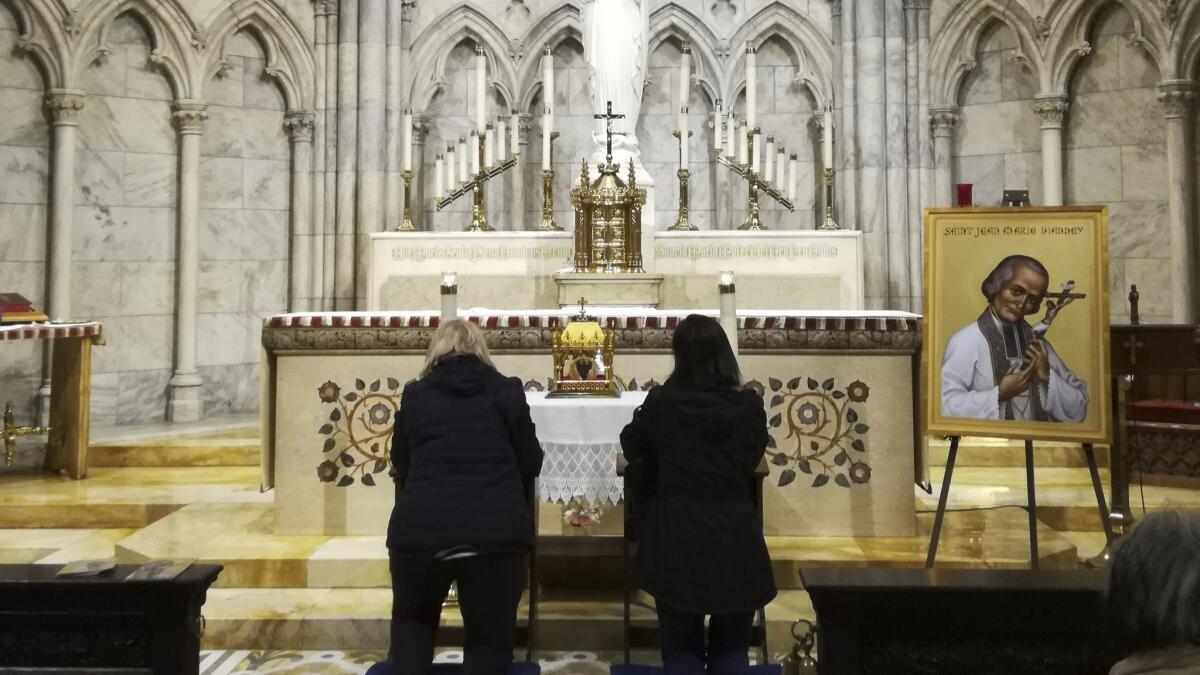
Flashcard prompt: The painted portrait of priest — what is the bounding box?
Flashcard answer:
[939,254,1088,423]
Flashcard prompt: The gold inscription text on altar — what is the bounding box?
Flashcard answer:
[390,245,574,263]
[654,243,842,261]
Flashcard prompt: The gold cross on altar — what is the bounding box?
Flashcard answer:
[594,101,624,165]
[1123,335,1144,366]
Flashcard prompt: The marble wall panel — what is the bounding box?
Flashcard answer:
[200,156,246,209]
[0,262,45,306]
[76,150,125,207]
[79,96,175,155]
[70,262,122,318]
[1002,152,1043,205]
[199,261,245,313]
[197,312,261,367]
[73,206,176,262]
[0,146,48,204]
[108,315,174,372]
[203,107,289,161]
[119,261,176,315]
[115,368,172,425]
[123,153,178,207]
[1065,146,1122,203]
[242,260,289,312]
[1068,90,1164,150]
[200,209,289,261]
[1107,201,1170,260]
[955,154,1004,205]
[0,92,49,148]
[0,21,44,92]
[243,57,288,111]
[80,48,129,98]
[1122,257,1173,322]
[199,362,259,415]
[0,340,42,434]
[0,204,46,262]
[206,61,246,109]
[242,159,290,210]
[89,372,120,427]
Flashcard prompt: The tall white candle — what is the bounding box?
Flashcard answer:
[510,109,520,156]
[543,45,554,116]
[402,107,413,172]
[737,121,748,165]
[745,44,757,130]
[679,45,691,129]
[474,46,487,132]
[764,136,775,183]
[823,106,834,170]
[446,145,456,189]
[457,137,467,183]
[679,106,689,166]
[788,153,798,202]
[434,154,444,198]
[470,130,480,175]
[726,111,736,156]
[750,130,760,174]
[484,124,494,169]
[495,118,506,160]
[776,149,787,192]
[713,100,723,152]
[542,110,552,171]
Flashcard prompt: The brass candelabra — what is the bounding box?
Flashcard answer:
[435,130,518,232]
[818,168,840,230]
[669,129,696,231]
[398,170,416,232]
[3,401,48,466]
[714,128,794,231]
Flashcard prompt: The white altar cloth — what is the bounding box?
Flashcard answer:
[527,391,646,505]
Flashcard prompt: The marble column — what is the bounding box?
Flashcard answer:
[311,2,329,310]
[1159,80,1197,323]
[714,116,731,229]
[383,0,403,232]
[335,0,358,309]
[906,0,931,308]
[1033,94,1068,207]
[167,101,208,423]
[286,112,315,311]
[882,0,911,308]
[836,0,856,233]
[509,113,531,230]
[323,6,338,310]
[357,0,386,305]
[410,114,430,231]
[36,90,85,425]
[930,106,958,208]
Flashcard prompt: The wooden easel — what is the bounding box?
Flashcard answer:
[925,437,1115,568]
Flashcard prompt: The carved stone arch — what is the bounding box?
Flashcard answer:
[408,5,518,115]
[928,0,1042,107]
[725,3,833,109]
[200,0,315,111]
[1182,12,1200,80]
[648,3,725,110]
[1,0,69,88]
[72,0,197,99]
[516,3,581,113]
[1044,0,1169,92]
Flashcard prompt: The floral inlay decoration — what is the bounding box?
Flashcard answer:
[316,378,403,487]
[761,376,872,488]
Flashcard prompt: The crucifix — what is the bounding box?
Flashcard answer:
[594,100,624,166]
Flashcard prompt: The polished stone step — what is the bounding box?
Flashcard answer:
[90,428,260,467]
[926,438,1110,469]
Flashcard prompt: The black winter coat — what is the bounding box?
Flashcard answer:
[620,382,777,613]
[387,355,544,554]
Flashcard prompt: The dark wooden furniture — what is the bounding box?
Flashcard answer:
[801,567,1123,675]
[617,455,771,664]
[0,563,221,674]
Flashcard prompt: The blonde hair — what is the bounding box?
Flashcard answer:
[423,319,494,376]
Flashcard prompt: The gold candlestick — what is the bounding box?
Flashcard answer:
[466,130,493,231]
[3,401,48,467]
[818,167,840,230]
[398,170,416,231]
[539,169,561,231]
[739,128,764,230]
[670,168,696,231]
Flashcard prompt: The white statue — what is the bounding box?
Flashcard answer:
[582,0,649,177]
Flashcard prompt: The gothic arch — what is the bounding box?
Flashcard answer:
[648,3,724,109]
[72,0,196,98]
[201,0,315,110]
[1177,4,1200,80]
[929,0,1042,106]
[515,3,582,113]
[1,0,69,89]
[408,5,518,114]
[725,3,834,109]
[1043,0,1168,93]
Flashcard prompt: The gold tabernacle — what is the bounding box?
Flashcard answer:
[548,299,619,398]
[569,159,646,274]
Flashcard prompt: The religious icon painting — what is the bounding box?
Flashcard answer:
[922,206,1111,443]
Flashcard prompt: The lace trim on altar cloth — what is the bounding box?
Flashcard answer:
[537,440,624,505]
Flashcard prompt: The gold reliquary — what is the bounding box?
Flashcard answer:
[569,159,646,273]
[549,301,619,398]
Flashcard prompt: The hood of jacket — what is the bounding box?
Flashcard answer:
[424,355,498,397]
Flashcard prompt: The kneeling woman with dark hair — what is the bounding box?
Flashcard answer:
[620,314,776,675]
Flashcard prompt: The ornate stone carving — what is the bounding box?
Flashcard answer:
[410,114,431,144]
[45,91,85,126]
[171,101,209,133]
[1032,97,1069,127]
[515,112,533,145]
[929,107,959,137]
[508,37,526,62]
[715,38,732,61]
[1158,0,1180,25]
[285,112,316,143]
[829,0,842,18]
[1158,85,1196,119]
[1033,16,1051,43]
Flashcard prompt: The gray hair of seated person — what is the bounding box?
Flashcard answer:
[1107,510,1200,649]
[980,255,1049,301]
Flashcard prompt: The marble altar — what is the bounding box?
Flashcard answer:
[367,230,864,311]
[262,308,919,538]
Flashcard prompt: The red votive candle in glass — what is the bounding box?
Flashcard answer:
[956,183,973,207]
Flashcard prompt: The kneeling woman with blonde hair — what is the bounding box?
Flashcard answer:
[387,319,543,675]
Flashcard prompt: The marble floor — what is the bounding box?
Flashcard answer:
[3,424,1198,668]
